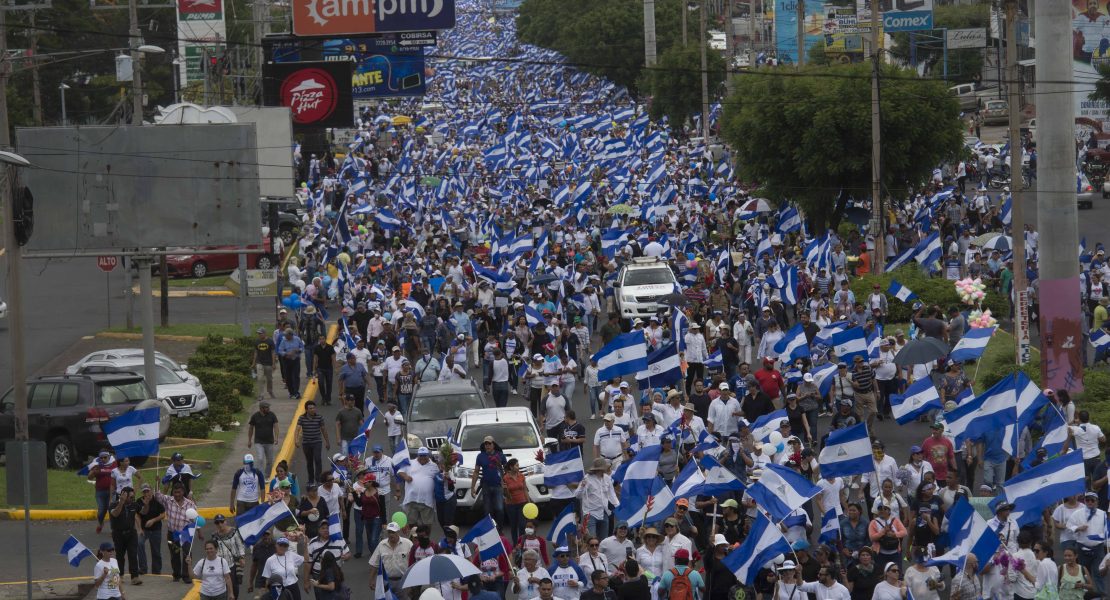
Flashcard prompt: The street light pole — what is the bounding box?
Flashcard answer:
[700,0,710,143]
[796,0,805,66]
[59,83,68,126]
[129,0,143,125]
[1004,0,1028,366]
[870,0,884,268]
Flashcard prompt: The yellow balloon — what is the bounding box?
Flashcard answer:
[522,502,539,520]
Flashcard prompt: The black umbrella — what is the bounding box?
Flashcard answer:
[894,337,949,367]
[842,206,871,226]
[530,273,558,285]
[660,293,689,306]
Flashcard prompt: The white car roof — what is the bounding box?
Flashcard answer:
[458,407,535,428]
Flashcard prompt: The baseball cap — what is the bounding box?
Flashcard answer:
[276,537,290,546]
[417,447,430,456]
[713,534,729,546]
[386,522,401,532]
[675,498,689,507]
[243,453,254,463]
[719,382,729,390]
[99,542,115,551]
[910,445,923,454]
[372,444,383,453]
[603,413,615,422]
[213,514,226,522]
[674,549,690,560]
[721,499,739,509]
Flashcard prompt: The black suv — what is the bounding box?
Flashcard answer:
[0,374,170,469]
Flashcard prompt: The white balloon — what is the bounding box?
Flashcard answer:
[768,431,783,446]
[308,512,319,522]
[185,508,199,521]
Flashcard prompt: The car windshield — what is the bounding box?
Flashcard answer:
[623,268,674,286]
[96,381,149,405]
[81,365,181,386]
[985,101,1006,110]
[460,422,539,451]
[410,393,483,422]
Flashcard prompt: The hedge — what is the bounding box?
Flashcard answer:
[850,266,1008,325]
[166,336,254,438]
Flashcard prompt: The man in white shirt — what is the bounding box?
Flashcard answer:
[593,414,628,465]
[660,517,693,574]
[873,339,899,421]
[597,523,634,575]
[396,447,441,529]
[683,323,708,396]
[575,459,620,541]
[733,314,755,366]
[1069,492,1108,591]
[800,566,852,599]
[708,384,742,438]
[1071,411,1107,475]
[541,382,569,438]
[861,440,899,502]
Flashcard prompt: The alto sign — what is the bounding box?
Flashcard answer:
[293,0,456,37]
[880,0,933,32]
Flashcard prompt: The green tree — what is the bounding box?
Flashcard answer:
[1091,62,1110,105]
[641,42,726,127]
[720,63,963,229]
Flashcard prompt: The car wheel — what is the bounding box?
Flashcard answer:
[256,255,274,270]
[48,435,77,469]
[279,226,297,246]
[192,261,208,278]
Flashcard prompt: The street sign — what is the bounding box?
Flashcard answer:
[292,0,455,38]
[97,255,118,272]
[225,269,279,297]
[397,31,437,47]
[1016,289,1030,365]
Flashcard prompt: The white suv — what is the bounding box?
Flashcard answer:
[615,257,680,321]
[76,358,209,417]
[449,407,555,518]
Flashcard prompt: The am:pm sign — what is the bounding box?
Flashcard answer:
[292,0,456,37]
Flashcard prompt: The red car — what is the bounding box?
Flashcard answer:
[162,238,276,279]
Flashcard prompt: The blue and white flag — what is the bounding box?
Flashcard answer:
[60,536,93,567]
[914,232,943,269]
[819,505,842,544]
[1022,405,1069,469]
[811,362,839,397]
[102,407,160,460]
[721,513,792,585]
[927,496,1000,572]
[943,375,1016,447]
[885,246,916,273]
[614,445,667,523]
[593,332,649,381]
[750,409,788,443]
[392,440,411,475]
[771,263,799,306]
[671,459,706,500]
[890,378,943,425]
[745,463,822,522]
[776,205,802,234]
[460,515,506,561]
[996,449,1086,526]
[1092,329,1110,350]
[692,428,721,453]
[176,521,197,547]
[671,309,689,352]
[830,327,869,363]
[697,455,746,496]
[813,321,849,348]
[524,305,545,328]
[544,447,585,488]
[402,299,425,321]
[625,475,675,528]
[547,503,577,546]
[1002,371,1049,457]
[773,323,811,362]
[706,349,723,369]
[636,343,683,388]
[375,209,403,231]
[328,512,344,541]
[949,327,995,362]
[887,280,917,303]
[817,423,873,478]
[235,500,291,545]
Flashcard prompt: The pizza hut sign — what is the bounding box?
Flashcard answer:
[263,61,354,130]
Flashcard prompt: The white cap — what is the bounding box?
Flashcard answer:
[243,453,254,463]
[713,534,729,546]
[386,522,401,532]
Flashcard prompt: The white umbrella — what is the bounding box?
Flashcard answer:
[401,554,482,588]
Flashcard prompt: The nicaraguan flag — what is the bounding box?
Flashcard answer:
[817,422,873,478]
[692,428,721,453]
[375,209,402,231]
[234,501,290,545]
[776,205,802,234]
[813,321,849,348]
[721,512,792,585]
[949,326,995,362]
[460,515,506,561]
[928,496,1000,572]
[914,233,943,270]
[750,409,788,443]
[745,463,822,522]
[706,349,723,369]
[392,440,411,475]
[773,323,811,362]
[1022,405,1069,469]
[402,299,425,321]
[625,475,675,529]
[670,459,706,500]
[890,378,943,425]
[328,512,344,541]
[943,375,1016,447]
[592,332,649,381]
[636,343,683,388]
[524,306,544,328]
[887,280,917,303]
[819,505,842,544]
[830,327,869,363]
[543,447,585,488]
[996,449,1086,526]
[698,455,746,496]
[771,263,799,305]
[60,536,93,567]
[671,309,689,352]
[1002,371,1049,457]
[885,245,916,273]
[547,503,577,546]
[613,445,666,522]
[1092,329,1110,350]
[102,407,160,460]
[811,362,839,397]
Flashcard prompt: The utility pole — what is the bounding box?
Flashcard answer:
[1005,0,1027,366]
[254,0,266,100]
[796,0,805,66]
[700,0,710,142]
[724,0,734,65]
[748,0,756,64]
[683,2,689,47]
[29,13,40,126]
[1034,0,1081,389]
[869,0,883,268]
[129,0,143,125]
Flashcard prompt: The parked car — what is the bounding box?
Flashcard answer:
[405,379,487,454]
[1079,170,1097,210]
[76,358,208,417]
[949,83,1000,111]
[615,257,680,321]
[981,100,1010,125]
[0,373,170,469]
[449,407,556,520]
[66,348,200,387]
[161,237,275,279]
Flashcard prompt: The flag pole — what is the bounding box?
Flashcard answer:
[494,519,519,579]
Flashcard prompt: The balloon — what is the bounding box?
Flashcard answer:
[768,431,783,446]
[391,511,408,528]
[194,516,206,528]
[522,503,539,520]
[185,508,199,521]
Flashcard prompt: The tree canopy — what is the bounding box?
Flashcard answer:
[720,63,963,228]
[640,42,726,127]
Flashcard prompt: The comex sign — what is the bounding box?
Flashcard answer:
[881,0,933,33]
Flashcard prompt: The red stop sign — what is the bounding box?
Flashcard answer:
[97,256,118,272]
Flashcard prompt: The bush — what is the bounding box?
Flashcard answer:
[979,362,1041,391]
[186,334,253,430]
[851,266,1008,324]
[167,414,211,439]
[1079,368,1110,404]
[206,404,237,430]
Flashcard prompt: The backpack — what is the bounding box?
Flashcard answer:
[667,567,694,600]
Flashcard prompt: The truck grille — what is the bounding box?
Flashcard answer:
[166,395,195,408]
[424,437,448,450]
[634,295,662,303]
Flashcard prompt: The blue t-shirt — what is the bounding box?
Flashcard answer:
[469,591,500,600]
[659,565,705,598]
[980,427,1008,464]
[474,450,507,488]
[338,363,368,387]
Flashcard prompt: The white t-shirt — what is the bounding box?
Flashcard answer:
[402,460,441,507]
[193,555,230,597]
[363,454,393,495]
[94,558,122,599]
[593,425,627,459]
[516,566,552,599]
[1070,424,1105,459]
[111,466,137,492]
[1054,503,1083,545]
[384,411,405,438]
[318,483,343,516]
[544,394,568,431]
[261,551,305,586]
[799,580,852,599]
[817,477,845,513]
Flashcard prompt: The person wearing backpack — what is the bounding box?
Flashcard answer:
[658,549,704,600]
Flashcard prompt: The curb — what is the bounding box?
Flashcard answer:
[3,324,340,522]
[96,332,211,343]
[129,286,235,298]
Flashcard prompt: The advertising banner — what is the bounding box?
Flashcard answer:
[292,0,455,37]
[262,61,354,130]
[272,37,428,99]
[1074,0,1110,127]
[176,0,226,86]
[946,28,987,49]
[880,0,933,33]
[775,0,826,65]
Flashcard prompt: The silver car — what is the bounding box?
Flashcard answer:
[405,379,487,454]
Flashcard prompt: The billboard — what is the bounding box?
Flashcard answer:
[1074,0,1110,127]
[15,125,261,255]
[292,0,456,38]
[272,37,428,99]
[775,0,826,65]
[946,28,987,49]
[176,0,226,86]
[880,0,933,32]
[263,61,354,129]
[228,107,296,198]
